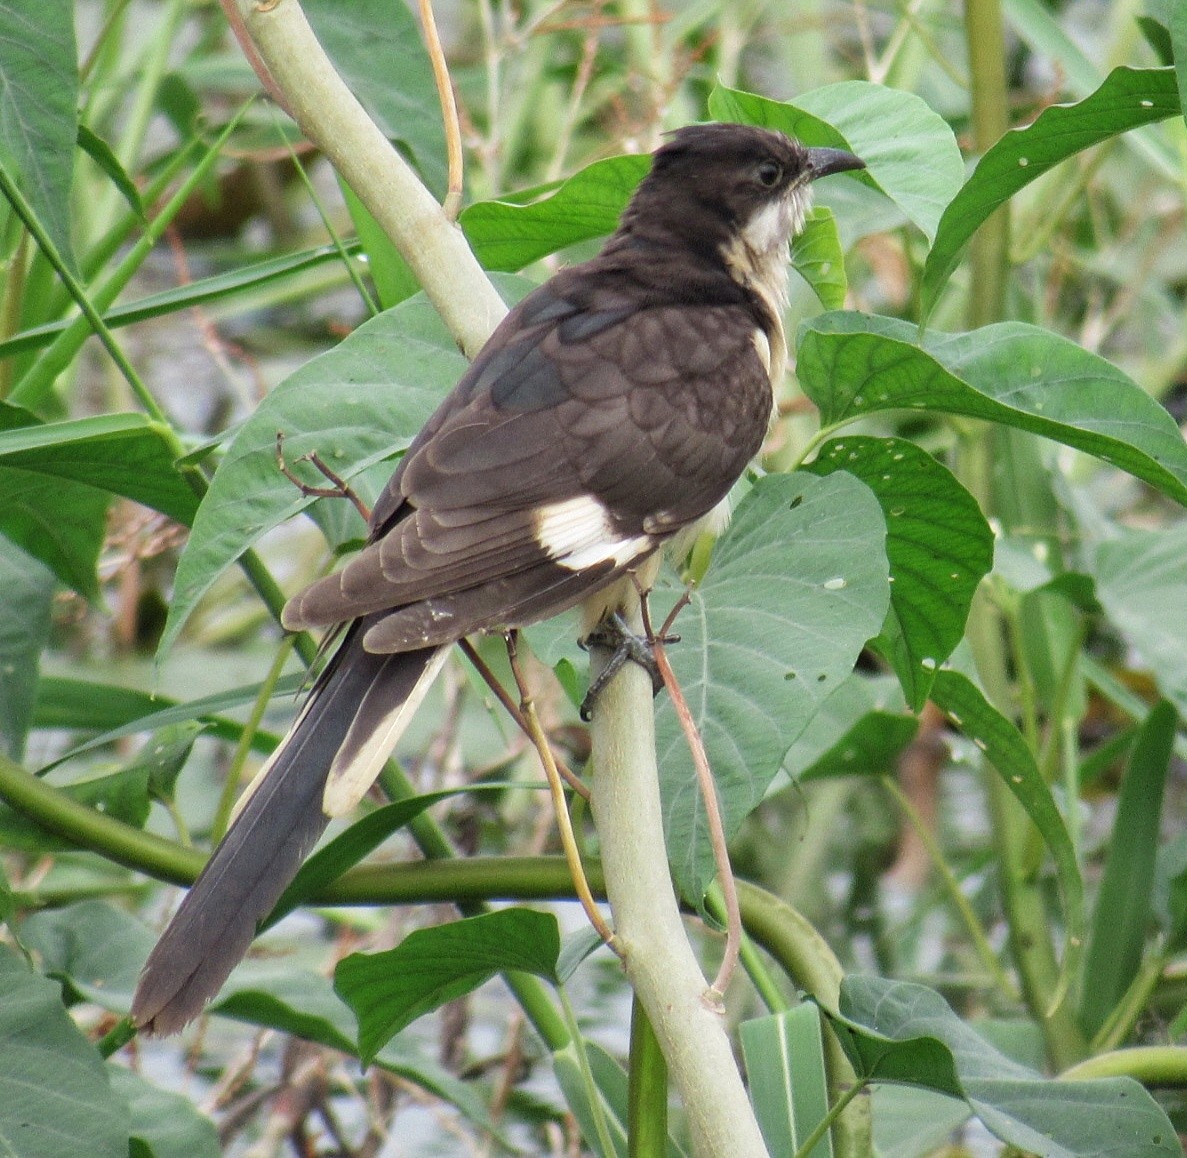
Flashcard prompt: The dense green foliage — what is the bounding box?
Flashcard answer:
[1,0,1187,1154]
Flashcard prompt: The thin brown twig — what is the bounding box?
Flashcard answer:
[416,0,464,220]
[458,639,590,800]
[639,584,741,1000]
[506,632,618,952]
[275,431,373,523]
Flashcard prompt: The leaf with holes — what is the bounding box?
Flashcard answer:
[655,472,890,901]
[922,67,1181,317]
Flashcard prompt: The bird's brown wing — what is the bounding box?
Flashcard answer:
[283,280,772,647]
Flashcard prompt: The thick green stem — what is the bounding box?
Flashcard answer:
[963,0,1010,328]
[627,998,669,1157]
[957,0,1087,1071]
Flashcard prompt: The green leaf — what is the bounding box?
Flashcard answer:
[553,1039,688,1158]
[335,909,561,1063]
[741,1005,834,1158]
[461,155,651,271]
[1092,524,1187,715]
[0,465,107,599]
[792,206,848,311]
[1136,16,1174,66]
[76,125,143,219]
[159,278,536,658]
[0,405,198,525]
[0,539,54,761]
[136,721,204,804]
[553,1042,629,1158]
[34,675,295,764]
[0,0,79,272]
[656,471,890,901]
[341,179,418,308]
[828,976,1180,1158]
[1174,6,1187,125]
[20,901,155,1013]
[109,1069,219,1158]
[798,312,1187,506]
[921,67,1181,317]
[1154,835,1187,952]
[870,1085,970,1158]
[784,673,916,781]
[931,670,1084,1000]
[212,964,500,1133]
[304,0,447,196]
[709,82,963,242]
[807,436,992,708]
[1080,701,1176,1039]
[158,296,467,658]
[211,963,498,1124]
[0,948,129,1158]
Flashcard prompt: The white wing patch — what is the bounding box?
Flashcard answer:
[534,496,651,571]
[323,646,450,817]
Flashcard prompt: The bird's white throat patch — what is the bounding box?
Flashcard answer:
[534,496,651,571]
[722,183,813,388]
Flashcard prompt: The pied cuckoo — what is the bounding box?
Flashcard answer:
[133,123,864,1033]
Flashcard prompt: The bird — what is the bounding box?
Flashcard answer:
[132,123,865,1034]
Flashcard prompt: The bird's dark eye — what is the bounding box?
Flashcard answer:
[756,159,782,187]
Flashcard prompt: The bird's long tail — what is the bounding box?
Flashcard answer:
[132,627,446,1034]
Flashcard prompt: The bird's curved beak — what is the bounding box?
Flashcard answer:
[806,146,866,181]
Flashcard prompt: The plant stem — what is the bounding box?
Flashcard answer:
[628,997,668,1157]
[234,0,506,359]
[587,632,770,1156]
[963,0,1010,328]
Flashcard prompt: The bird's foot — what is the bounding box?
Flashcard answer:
[579,611,679,721]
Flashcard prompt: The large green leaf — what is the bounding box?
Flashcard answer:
[806,436,992,709]
[0,948,128,1158]
[0,0,78,271]
[0,465,108,599]
[798,312,1187,506]
[304,0,446,196]
[0,405,198,525]
[263,784,515,928]
[109,1069,219,1158]
[1174,6,1187,124]
[554,1037,688,1158]
[740,1005,834,1157]
[1080,701,1176,1039]
[1091,524,1187,715]
[709,82,963,243]
[656,471,890,901]
[922,67,1182,316]
[335,908,561,1063]
[0,539,54,761]
[20,901,155,1012]
[792,206,849,311]
[159,296,469,657]
[784,673,916,782]
[827,976,1179,1158]
[461,155,651,271]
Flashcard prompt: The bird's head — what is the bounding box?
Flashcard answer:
[616,123,864,311]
